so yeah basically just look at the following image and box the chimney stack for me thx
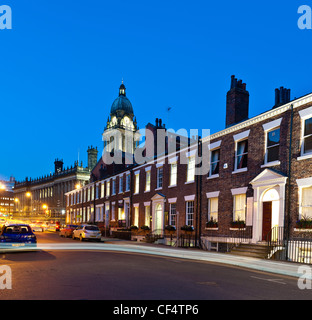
[273,87,291,109]
[225,75,249,128]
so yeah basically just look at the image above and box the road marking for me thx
[250,276,287,285]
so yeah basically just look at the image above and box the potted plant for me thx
[181,225,194,232]
[230,219,246,229]
[206,218,218,229]
[130,225,139,233]
[140,225,151,235]
[141,225,150,231]
[165,225,176,232]
[296,218,312,229]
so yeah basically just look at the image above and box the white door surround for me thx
[250,169,288,243]
[151,193,166,235]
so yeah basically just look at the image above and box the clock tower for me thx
[103,81,139,154]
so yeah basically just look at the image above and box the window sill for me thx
[144,190,151,193]
[294,228,312,232]
[155,187,163,191]
[232,168,247,174]
[185,180,195,185]
[261,160,281,168]
[297,153,312,161]
[168,184,177,188]
[207,174,219,180]
[205,227,218,231]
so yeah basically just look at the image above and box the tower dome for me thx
[110,81,134,115]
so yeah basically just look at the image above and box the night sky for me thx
[0,0,310,181]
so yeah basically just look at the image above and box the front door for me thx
[262,202,272,241]
[155,204,163,234]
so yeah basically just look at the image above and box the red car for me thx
[59,224,79,238]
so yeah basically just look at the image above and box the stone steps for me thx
[229,243,268,259]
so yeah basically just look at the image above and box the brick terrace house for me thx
[66,78,312,253]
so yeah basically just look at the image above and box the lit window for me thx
[101,183,104,198]
[145,206,150,227]
[301,187,312,219]
[106,181,110,197]
[208,197,218,222]
[135,173,140,194]
[133,206,139,227]
[145,171,151,192]
[187,156,195,182]
[170,163,177,186]
[233,194,246,221]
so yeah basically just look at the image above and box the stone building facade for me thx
[14,147,97,220]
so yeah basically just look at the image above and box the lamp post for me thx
[25,191,32,217]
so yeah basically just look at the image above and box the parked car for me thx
[72,224,102,242]
[46,221,61,232]
[59,224,79,238]
[30,222,44,232]
[0,224,37,248]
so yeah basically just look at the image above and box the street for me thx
[0,232,311,300]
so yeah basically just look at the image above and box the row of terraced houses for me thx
[65,77,312,261]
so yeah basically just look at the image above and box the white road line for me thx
[250,276,287,285]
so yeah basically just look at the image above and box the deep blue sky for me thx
[0,0,311,181]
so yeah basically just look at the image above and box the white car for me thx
[72,225,102,242]
[30,222,44,232]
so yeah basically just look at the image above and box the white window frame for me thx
[233,130,250,173]
[170,162,177,186]
[262,118,282,167]
[298,107,312,160]
[186,156,195,183]
[185,200,195,226]
[169,202,177,226]
[126,174,131,191]
[134,171,140,194]
[119,176,123,193]
[145,170,151,192]
[156,166,163,189]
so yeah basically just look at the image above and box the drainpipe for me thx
[285,104,294,261]
[195,136,202,248]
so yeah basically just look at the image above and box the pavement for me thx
[15,236,309,280]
